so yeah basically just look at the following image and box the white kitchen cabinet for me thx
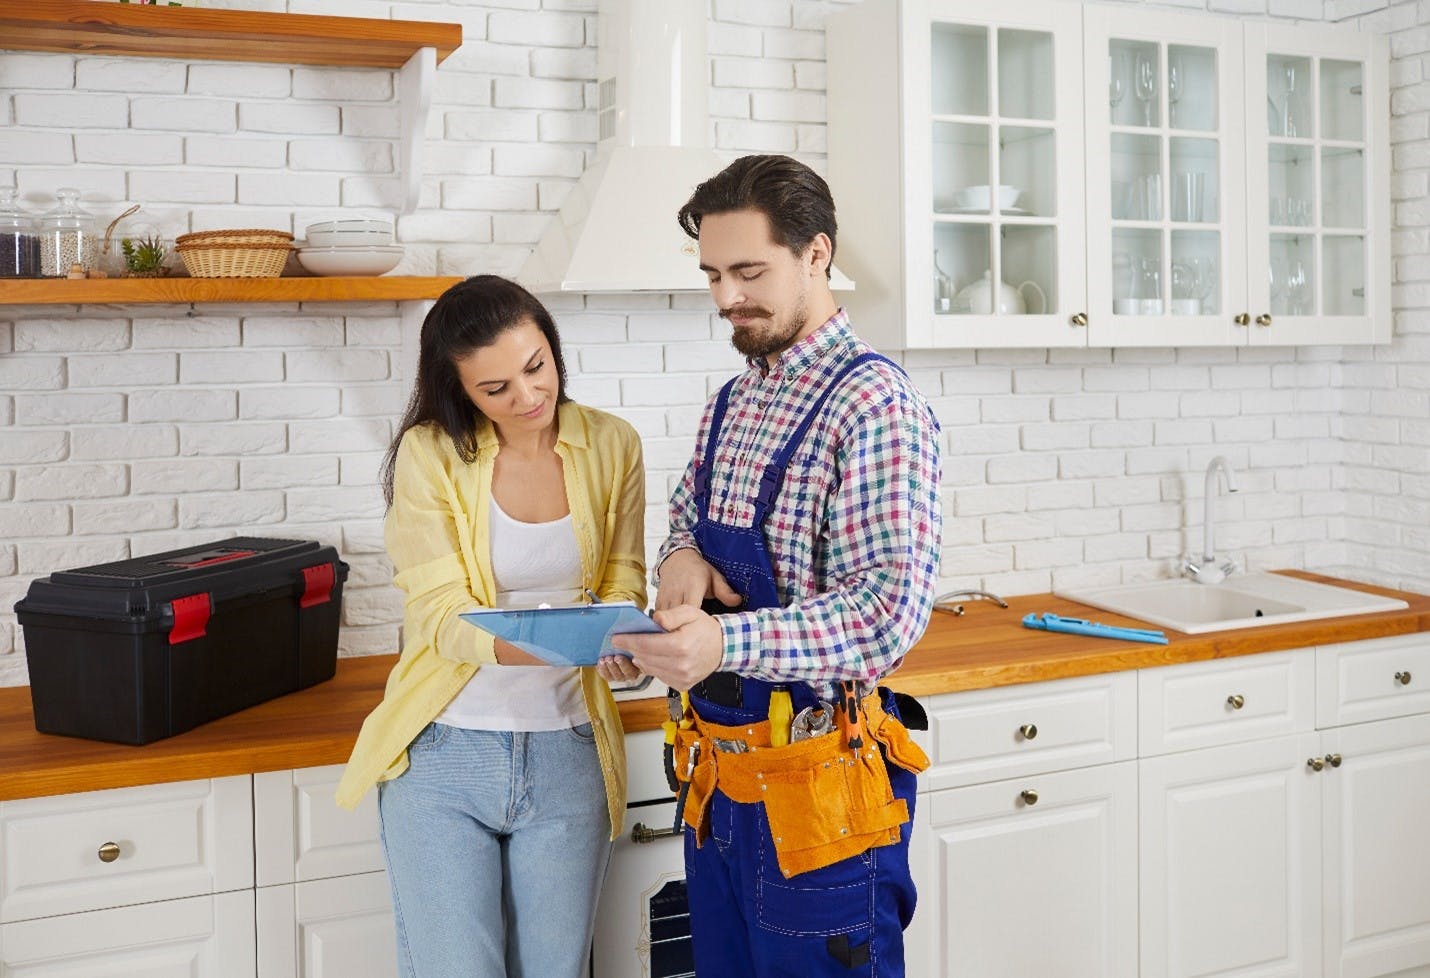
[1139,733,1324,978]
[254,764,396,978]
[1137,636,1430,978]
[255,765,385,887]
[0,890,255,977]
[257,874,397,978]
[906,673,1138,975]
[829,0,1089,349]
[0,776,253,924]
[907,761,1139,977]
[827,0,1389,349]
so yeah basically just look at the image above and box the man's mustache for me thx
[719,306,772,320]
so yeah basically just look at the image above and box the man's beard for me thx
[724,292,808,359]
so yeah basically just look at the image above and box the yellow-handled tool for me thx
[768,685,793,747]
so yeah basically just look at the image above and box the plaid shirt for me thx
[657,311,943,689]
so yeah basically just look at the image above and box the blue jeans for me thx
[377,722,612,978]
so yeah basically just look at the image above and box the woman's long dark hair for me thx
[381,275,570,506]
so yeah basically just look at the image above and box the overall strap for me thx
[751,352,895,522]
[692,374,741,512]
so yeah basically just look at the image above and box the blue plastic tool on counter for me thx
[1022,612,1168,644]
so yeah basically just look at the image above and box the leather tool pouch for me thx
[677,696,929,879]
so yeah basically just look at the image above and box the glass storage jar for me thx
[38,187,98,277]
[0,187,41,278]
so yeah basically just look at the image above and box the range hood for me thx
[518,0,852,294]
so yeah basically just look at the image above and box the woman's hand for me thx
[596,654,642,685]
[655,548,742,611]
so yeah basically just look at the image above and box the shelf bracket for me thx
[398,46,437,216]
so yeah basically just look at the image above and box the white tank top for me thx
[435,497,589,731]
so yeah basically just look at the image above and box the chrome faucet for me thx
[1183,456,1239,584]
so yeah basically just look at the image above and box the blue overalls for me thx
[682,351,919,978]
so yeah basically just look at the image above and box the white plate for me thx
[296,245,403,277]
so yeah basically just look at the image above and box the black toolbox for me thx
[14,537,348,745]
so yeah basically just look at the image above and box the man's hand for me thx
[656,548,742,612]
[610,604,724,691]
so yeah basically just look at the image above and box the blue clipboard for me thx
[459,601,664,666]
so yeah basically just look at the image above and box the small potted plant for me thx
[121,232,169,277]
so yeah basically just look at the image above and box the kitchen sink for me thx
[1055,573,1409,634]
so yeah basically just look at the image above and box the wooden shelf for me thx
[1,1,462,68]
[0,276,464,306]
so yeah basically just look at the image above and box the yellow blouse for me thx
[335,401,647,839]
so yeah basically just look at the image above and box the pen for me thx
[584,588,603,605]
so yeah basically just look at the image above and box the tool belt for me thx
[671,690,930,879]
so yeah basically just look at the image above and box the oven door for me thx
[592,796,692,978]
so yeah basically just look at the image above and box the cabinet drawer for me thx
[1317,633,1430,728]
[0,889,254,976]
[1139,650,1315,756]
[921,671,1136,791]
[0,776,253,924]
[255,765,384,887]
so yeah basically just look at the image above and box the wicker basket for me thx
[175,228,293,248]
[176,241,293,278]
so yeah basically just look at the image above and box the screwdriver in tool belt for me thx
[837,680,864,750]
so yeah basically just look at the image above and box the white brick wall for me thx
[0,0,1427,689]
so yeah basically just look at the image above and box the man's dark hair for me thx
[380,275,570,506]
[676,154,836,279]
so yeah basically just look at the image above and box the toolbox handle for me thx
[159,548,258,570]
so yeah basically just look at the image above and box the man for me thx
[607,154,943,977]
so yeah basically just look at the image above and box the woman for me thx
[336,275,647,978]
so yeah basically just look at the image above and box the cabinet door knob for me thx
[1019,789,1039,805]
[1256,313,1273,326]
[97,841,121,863]
[1307,756,1325,772]
[1325,753,1343,768]
[1018,723,1038,740]
[1227,693,1245,710]
[1070,312,1088,327]
[1396,671,1412,686]
[1234,313,1250,326]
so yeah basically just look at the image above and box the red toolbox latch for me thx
[300,563,335,608]
[168,593,211,645]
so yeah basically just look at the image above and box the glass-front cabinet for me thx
[829,0,1087,349]
[1083,8,1247,346]
[827,0,1389,350]
[1243,23,1389,345]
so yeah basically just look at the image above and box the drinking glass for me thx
[1287,258,1309,314]
[1282,63,1299,138]
[1109,52,1127,115]
[1134,51,1158,127]
[1168,56,1183,128]
[1269,258,1287,314]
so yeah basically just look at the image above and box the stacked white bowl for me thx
[297,218,402,276]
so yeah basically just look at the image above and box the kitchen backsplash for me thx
[1,0,1427,687]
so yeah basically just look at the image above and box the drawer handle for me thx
[97,842,121,863]
[1019,789,1039,806]
[1018,723,1038,740]
[1227,694,1245,710]
[1325,753,1343,768]
[1396,671,1412,686]
[1307,756,1325,772]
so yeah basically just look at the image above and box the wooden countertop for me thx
[3,571,1427,802]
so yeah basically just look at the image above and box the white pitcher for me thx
[953,270,1047,315]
